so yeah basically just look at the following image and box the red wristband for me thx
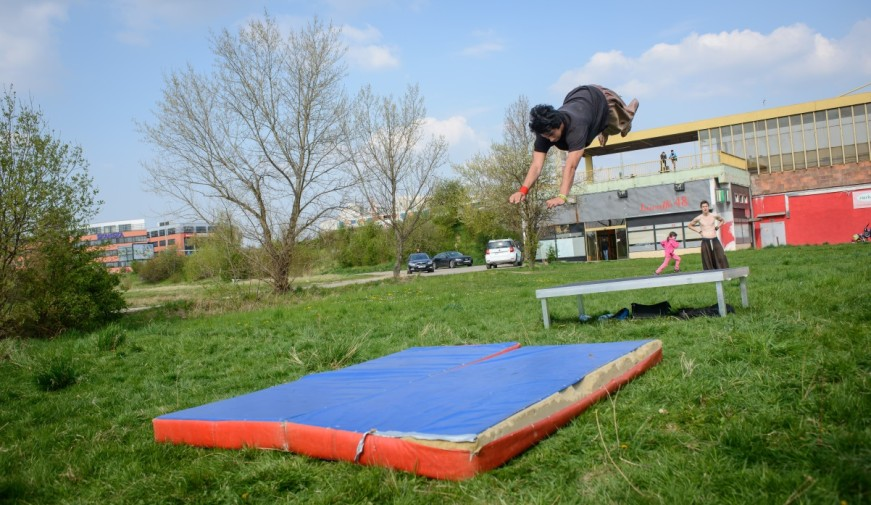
[519,185,529,195]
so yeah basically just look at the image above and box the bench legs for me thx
[541,299,551,329]
[715,281,726,317]
[541,275,748,327]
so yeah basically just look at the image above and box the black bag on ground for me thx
[631,301,672,319]
[676,303,734,319]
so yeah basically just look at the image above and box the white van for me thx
[485,239,522,269]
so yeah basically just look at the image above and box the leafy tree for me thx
[455,96,557,266]
[0,87,124,338]
[340,84,448,279]
[336,222,392,268]
[183,220,249,281]
[427,179,483,256]
[141,16,352,293]
[13,210,125,337]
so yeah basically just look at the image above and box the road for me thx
[317,263,523,288]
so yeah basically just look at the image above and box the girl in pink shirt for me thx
[655,232,681,275]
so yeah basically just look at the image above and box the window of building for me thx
[732,123,745,159]
[815,111,830,165]
[828,109,844,164]
[196,226,207,233]
[754,120,768,172]
[742,122,758,172]
[167,239,175,245]
[790,115,806,169]
[779,117,794,170]
[841,106,856,163]
[855,104,869,162]
[766,118,781,171]
[721,125,733,155]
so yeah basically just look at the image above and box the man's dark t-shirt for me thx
[533,85,609,153]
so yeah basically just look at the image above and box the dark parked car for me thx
[432,251,473,269]
[407,252,434,274]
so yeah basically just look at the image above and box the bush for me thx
[546,245,557,264]
[33,353,78,392]
[3,216,127,339]
[337,223,393,267]
[95,323,126,352]
[182,224,250,282]
[137,247,186,283]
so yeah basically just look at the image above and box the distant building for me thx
[82,219,214,272]
[538,92,871,261]
[147,221,214,256]
[319,196,426,231]
[81,219,151,272]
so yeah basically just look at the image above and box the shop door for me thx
[585,225,628,261]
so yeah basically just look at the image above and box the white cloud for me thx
[0,1,67,92]
[552,21,871,102]
[342,24,382,43]
[111,0,238,46]
[461,29,504,58]
[423,116,490,164]
[342,24,400,70]
[461,42,504,58]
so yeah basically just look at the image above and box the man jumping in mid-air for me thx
[509,85,639,208]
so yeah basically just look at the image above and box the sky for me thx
[2,0,870,225]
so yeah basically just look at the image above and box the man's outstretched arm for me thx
[546,149,583,208]
[509,151,547,203]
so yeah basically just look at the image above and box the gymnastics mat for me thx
[153,339,662,480]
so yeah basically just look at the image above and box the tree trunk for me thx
[393,229,403,280]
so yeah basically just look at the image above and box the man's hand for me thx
[509,191,526,204]
[546,197,567,208]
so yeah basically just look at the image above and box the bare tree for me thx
[140,16,351,293]
[341,84,448,279]
[455,96,556,266]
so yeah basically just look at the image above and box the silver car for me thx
[485,239,522,269]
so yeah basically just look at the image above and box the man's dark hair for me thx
[528,105,563,135]
[700,200,710,207]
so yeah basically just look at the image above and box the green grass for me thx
[1,245,869,504]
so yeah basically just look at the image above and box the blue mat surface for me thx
[157,340,654,442]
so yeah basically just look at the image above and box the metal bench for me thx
[535,267,750,328]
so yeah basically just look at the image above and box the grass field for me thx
[1,245,869,504]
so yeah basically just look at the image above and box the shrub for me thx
[95,323,126,352]
[4,214,126,339]
[33,354,78,392]
[546,245,557,264]
[137,247,186,283]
